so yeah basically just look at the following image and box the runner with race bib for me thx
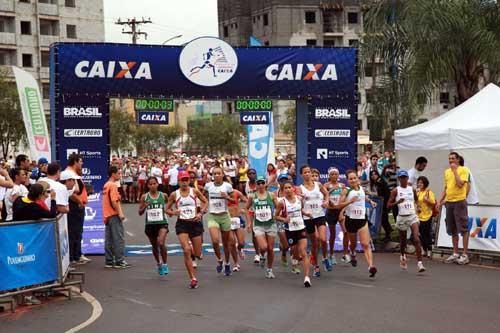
[226,178,247,273]
[138,177,169,276]
[166,171,208,289]
[339,170,378,278]
[275,180,312,287]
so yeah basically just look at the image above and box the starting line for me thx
[125,244,280,256]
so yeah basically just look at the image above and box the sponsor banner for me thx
[437,204,500,252]
[247,112,274,178]
[64,128,103,137]
[308,98,357,181]
[240,111,270,125]
[54,42,356,98]
[58,217,70,275]
[12,67,51,162]
[82,193,105,254]
[0,220,59,292]
[137,111,169,125]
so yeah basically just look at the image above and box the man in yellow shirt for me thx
[439,152,469,265]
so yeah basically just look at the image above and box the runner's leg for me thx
[209,227,222,261]
[178,233,196,279]
[157,228,168,264]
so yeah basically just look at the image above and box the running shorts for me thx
[175,219,204,238]
[207,213,232,232]
[345,217,367,234]
[445,200,468,236]
[253,224,278,237]
[326,209,340,226]
[304,216,327,234]
[396,214,419,231]
[144,224,168,239]
[285,228,307,246]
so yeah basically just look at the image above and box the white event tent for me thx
[395,83,500,205]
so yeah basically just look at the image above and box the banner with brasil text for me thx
[13,67,51,162]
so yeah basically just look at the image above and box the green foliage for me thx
[280,107,296,142]
[135,125,182,156]
[361,0,500,147]
[109,106,136,156]
[186,114,244,155]
[0,68,27,159]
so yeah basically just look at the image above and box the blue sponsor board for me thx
[240,111,270,125]
[308,97,357,182]
[137,111,169,125]
[53,43,356,98]
[0,221,58,292]
[81,193,106,254]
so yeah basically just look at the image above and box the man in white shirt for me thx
[39,163,73,215]
[408,156,428,188]
[167,162,179,195]
[5,168,29,221]
[150,160,163,190]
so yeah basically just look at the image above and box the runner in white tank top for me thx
[387,170,426,273]
[339,170,378,278]
[166,171,207,289]
[275,180,312,287]
[298,165,330,277]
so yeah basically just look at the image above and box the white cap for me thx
[60,170,81,181]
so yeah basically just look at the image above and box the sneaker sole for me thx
[304,281,311,288]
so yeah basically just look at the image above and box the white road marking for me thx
[336,280,374,288]
[126,231,135,237]
[65,287,103,333]
[123,297,153,307]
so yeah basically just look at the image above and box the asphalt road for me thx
[2,203,500,333]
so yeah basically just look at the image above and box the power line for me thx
[115,17,152,44]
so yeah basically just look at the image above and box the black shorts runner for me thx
[176,219,204,238]
[285,229,307,246]
[304,216,327,234]
[144,224,168,238]
[326,209,340,226]
[345,217,367,234]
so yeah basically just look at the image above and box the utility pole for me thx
[115,17,152,44]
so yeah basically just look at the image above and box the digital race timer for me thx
[134,98,174,112]
[235,99,273,111]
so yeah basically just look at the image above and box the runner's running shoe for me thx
[329,255,337,266]
[265,268,275,279]
[224,263,232,276]
[400,255,408,270]
[444,253,459,264]
[350,255,357,267]
[369,266,377,278]
[189,278,199,289]
[281,257,289,268]
[216,260,223,273]
[304,276,312,288]
[114,261,131,269]
[457,254,470,265]
[161,264,169,275]
[254,255,260,264]
[323,258,332,272]
[417,261,426,273]
[342,254,351,265]
[313,265,321,277]
[233,264,241,272]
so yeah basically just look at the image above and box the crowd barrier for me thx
[436,204,500,257]
[0,218,84,312]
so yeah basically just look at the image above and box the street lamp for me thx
[162,35,183,45]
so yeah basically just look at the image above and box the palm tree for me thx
[361,0,500,148]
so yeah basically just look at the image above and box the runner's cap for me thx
[397,170,409,178]
[178,171,190,180]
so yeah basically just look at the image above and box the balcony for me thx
[0,0,14,12]
[0,31,15,45]
[38,2,59,17]
[40,34,59,47]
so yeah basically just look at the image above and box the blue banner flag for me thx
[0,221,58,292]
[247,112,274,177]
[250,36,263,47]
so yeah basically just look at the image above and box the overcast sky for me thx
[103,0,219,45]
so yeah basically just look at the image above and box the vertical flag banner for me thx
[12,66,51,162]
[247,112,273,177]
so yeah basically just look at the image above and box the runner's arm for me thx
[245,195,254,231]
[386,188,400,208]
[194,188,208,214]
[274,200,287,223]
[320,184,330,208]
[334,188,354,210]
[165,192,179,216]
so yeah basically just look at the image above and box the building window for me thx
[323,39,335,47]
[0,52,8,65]
[66,24,77,39]
[22,53,32,67]
[39,0,57,4]
[41,51,50,67]
[348,39,359,47]
[348,12,359,24]
[364,64,373,77]
[263,13,269,26]
[306,39,317,46]
[223,25,228,37]
[234,22,238,29]
[253,16,256,23]
[40,19,59,36]
[440,92,450,104]
[65,0,76,7]
[19,0,30,3]
[42,83,50,99]
[20,21,31,35]
[305,11,316,24]
[366,89,373,103]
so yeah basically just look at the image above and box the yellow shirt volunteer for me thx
[444,166,469,202]
[238,167,248,182]
[417,190,436,221]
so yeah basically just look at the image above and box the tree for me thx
[280,107,296,142]
[0,68,27,159]
[135,125,182,156]
[109,106,136,156]
[361,0,500,148]
[186,115,244,155]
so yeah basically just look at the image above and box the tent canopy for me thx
[395,83,500,150]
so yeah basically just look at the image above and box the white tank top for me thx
[300,182,325,219]
[282,197,305,231]
[346,187,366,219]
[175,188,197,220]
[205,182,233,214]
[396,186,416,216]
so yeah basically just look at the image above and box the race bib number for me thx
[231,217,241,230]
[180,206,196,220]
[210,198,225,213]
[147,208,164,222]
[255,206,272,222]
[330,195,340,206]
[288,213,304,231]
[399,201,415,215]
[306,199,324,218]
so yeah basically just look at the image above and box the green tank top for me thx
[252,192,274,226]
[145,192,168,225]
